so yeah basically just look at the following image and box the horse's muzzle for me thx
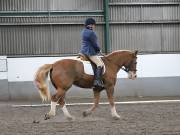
[128,71,137,80]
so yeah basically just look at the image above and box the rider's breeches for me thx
[89,55,104,67]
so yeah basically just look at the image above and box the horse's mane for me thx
[106,50,132,58]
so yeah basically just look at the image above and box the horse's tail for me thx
[34,64,52,102]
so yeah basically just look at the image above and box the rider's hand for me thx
[95,47,100,53]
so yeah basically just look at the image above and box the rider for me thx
[80,18,104,89]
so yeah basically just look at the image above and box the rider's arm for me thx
[89,32,100,52]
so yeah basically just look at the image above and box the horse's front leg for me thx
[106,86,120,120]
[83,89,100,117]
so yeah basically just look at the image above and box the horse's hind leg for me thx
[44,94,58,120]
[57,90,74,120]
[83,89,100,117]
[44,89,65,120]
[45,88,74,120]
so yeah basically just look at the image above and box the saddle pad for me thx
[82,61,94,75]
[77,60,105,76]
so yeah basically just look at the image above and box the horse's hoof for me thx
[112,115,121,120]
[67,116,75,121]
[83,110,92,117]
[83,111,89,117]
[33,120,40,124]
[44,114,50,120]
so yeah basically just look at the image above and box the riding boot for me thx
[93,66,104,89]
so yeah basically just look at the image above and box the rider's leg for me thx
[89,55,104,88]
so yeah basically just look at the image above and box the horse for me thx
[34,50,138,120]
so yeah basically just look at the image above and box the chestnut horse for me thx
[34,50,138,120]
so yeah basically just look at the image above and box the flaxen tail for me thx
[34,64,52,102]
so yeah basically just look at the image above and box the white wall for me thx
[0,56,7,80]
[2,54,180,82]
[118,54,180,78]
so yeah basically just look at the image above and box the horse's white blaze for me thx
[62,104,72,118]
[111,106,120,118]
[48,101,57,116]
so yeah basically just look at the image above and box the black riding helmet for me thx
[85,18,96,26]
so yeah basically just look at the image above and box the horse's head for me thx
[105,50,138,80]
[122,50,138,80]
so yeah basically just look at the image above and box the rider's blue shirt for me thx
[80,28,100,56]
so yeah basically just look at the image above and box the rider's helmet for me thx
[85,18,96,26]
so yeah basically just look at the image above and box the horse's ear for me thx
[134,50,138,55]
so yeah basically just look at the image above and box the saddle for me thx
[77,53,89,61]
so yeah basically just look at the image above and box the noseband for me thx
[122,58,137,73]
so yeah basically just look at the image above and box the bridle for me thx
[121,60,137,73]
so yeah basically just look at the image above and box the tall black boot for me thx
[93,66,104,89]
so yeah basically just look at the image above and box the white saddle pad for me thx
[79,60,105,75]
[82,61,94,75]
